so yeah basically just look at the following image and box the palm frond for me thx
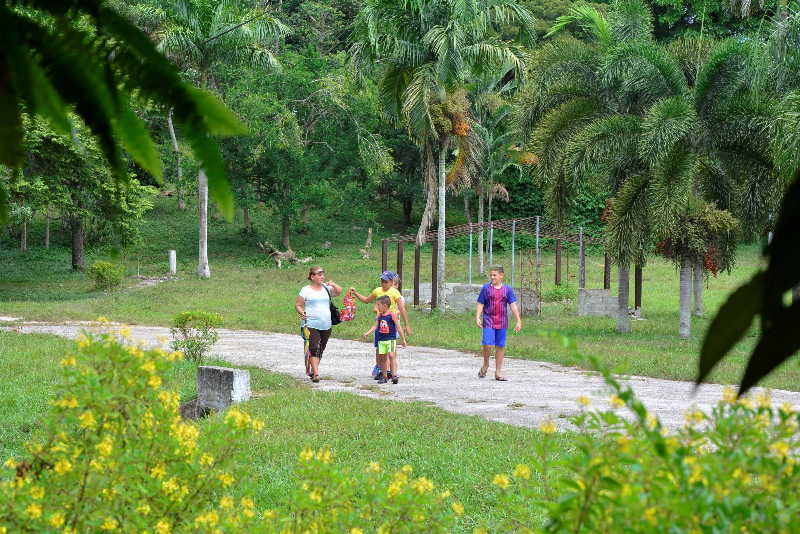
[546,4,612,48]
[609,0,653,42]
[640,96,697,167]
[603,41,688,108]
[605,173,650,265]
[694,39,751,119]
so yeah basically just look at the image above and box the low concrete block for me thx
[197,366,251,412]
[577,289,617,317]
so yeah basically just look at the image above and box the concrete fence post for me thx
[168,250,177,275]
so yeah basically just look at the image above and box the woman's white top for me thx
[299,284,332,330]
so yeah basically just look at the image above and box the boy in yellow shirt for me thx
[350,271,412,377]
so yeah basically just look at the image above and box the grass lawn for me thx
[0,330,567,531]
[0,197,789,390]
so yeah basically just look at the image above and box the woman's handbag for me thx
[340,290,357,322]
[323,285,341,325]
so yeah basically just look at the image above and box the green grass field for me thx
[0,330,567,531]
[0,197,784,390]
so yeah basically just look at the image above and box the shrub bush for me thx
[483,334,800,532]
[541,283,576,303]
[0,325,264,533]
[87,260,124,290]
[170,311,223,364]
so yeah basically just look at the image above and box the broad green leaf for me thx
[115,100,163,182]
[697,272,764,385]
[739,302,800,395]
[28,62,70,135]
[763,175,800,300]
[0,80,23,166]
[187,87,247,137]
[186,131,234,220]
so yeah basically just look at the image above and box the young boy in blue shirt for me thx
[476,265,522,381]
[362,296,407,384]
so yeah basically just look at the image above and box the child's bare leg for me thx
[480,345,492,375]
[379,353,389,378]
[388,353,398,377]
[494,347,505,378]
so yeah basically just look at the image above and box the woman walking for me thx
[296,266,342,382]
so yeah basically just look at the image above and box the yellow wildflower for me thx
[756,391,772,409]
[684,410,704,426]
[401,464,413,473]
[218,472,235,487]
[351,529,364,534]
[440,490,452,498]
[616,435,633,453]
[48,512,65,528]
[316,448,332,464]
[412,477,434,494]
[3,457,16,469]
[577,396,591,407]
[96,316,110,324]
[220,496,234,509]
[722,386,737,404]
[100,517,118,531]
[148,374,162,389]
[738,397,753,409]
[299,447,314,462]
[513,464,531,480]
[200,453,214,467]
[538,420,557,434]
[643,507,657,525]
[150,464,166,479]
[168,350,184,361]
[155,519,171,534]
[770,441,790,459]
[55,395,79,409]
[760,475,777,494]
[646,413,658,430]
[780,402,795,415]
[96,437,113,457]
[610,395,625,409]
[118,325,132,339]
[263,510,277,520]
[366,461,381,473]
[54,459,72,475]
[137,503,151,516]
[26,503,42,519]
[140,360,156,374]
[309,489,322,503]
[492,473,510,489]
[29,485,45,499]
[452,502,464,516]
[60,356,77,367]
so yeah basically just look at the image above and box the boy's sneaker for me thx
[371,365,381,378]
[377,377,388,384]
[391,376,399,384]
[386,370,393,379]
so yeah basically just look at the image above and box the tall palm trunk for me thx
[617,263,630,333]
[243,205,252,234]
[197,169,210,279]
[167,108,185,210]
[20,221,27,253]
[436,136,449,298]
[477,189,485,275]
[693,256,703,317]
[487,193,493,265]
[463,192,472,224]
[71,212,85,272]
[679,253,692,338]
[281,212,291,250]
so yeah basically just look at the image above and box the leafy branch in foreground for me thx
[699,170,800,394]
[0,0,246,224]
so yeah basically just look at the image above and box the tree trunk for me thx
[604,252,611,290]
[436,136,449,297]
[693,256,703,317]
[197,169,211,279]
[20,221,27,253]
[487,193,493,265]
[70,216,85,272]
[402,198,413,226]
[617,263,630,333]
[463,192,472,225]
[634,263,643,317]
[679,253,692,338]
[44,205,50,249]
[281,212,291,250]
[243,205,252,234]
[167,108,185,210]
[477,189,485,275]
[555,239,562,286]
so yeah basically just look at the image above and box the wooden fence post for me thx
[414,243,420,306]
[431,238,438,309]
[381,239,389,272]
[396,241,404,290]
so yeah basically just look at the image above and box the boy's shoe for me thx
[377,377,388,384]
[391,376,399,384]
[371,365,381,378]
[386,370,393,379]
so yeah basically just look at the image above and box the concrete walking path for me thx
[6,320,800,430]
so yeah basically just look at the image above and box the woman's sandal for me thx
[495,376,508,381]
[478,368,487,378]
[312,375,320,383]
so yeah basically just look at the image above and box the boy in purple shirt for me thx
[476,265,522,381]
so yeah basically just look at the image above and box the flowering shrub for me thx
[87,260,125,290]
[0,326,264,533]
[170,310,223,364]
[486,334,800,533]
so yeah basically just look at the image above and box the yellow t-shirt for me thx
[370,287,402,313]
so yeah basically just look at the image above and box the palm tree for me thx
[157,0,287,278]
[351,0,535,299]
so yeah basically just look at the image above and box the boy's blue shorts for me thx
[482,327,507,348]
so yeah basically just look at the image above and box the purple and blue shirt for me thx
[477,283,517,330]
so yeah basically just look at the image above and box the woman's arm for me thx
[349,287,375,304]
[295,295,307,321]
[326,280,343,297]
